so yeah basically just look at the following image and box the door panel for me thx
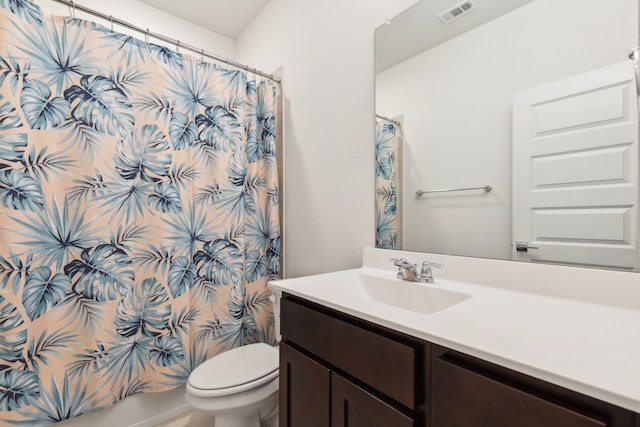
[531,145,631,188]
[534,82,627,133]
[280,342,330,427]
[532,207,632,242]
[331,372,414,427]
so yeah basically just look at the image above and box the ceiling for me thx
[140,0,535,69]
[138,0,270,39]
[375,0,535,73]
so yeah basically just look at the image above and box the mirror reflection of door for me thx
[512,61,639,270]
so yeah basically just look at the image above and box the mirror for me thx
[375,0,640,270]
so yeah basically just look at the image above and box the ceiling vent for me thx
[437,0,478,24]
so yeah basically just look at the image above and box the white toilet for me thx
[185,295,281,427]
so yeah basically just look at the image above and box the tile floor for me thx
[155,410,215,427]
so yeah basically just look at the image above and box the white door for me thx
[512,61,639,270]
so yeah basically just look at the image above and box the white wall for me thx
[235,0,419,278]
[376,0,637,260]
[31,2,235,426]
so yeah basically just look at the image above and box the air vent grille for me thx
[437,0,477,24]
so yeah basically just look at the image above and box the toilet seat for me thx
[187,343,279,397]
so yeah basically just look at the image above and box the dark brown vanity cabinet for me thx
[279,293,637,427]
[279,295,426,427]
[280,342,414,427]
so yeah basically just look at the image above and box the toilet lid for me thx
[188,343,279,392]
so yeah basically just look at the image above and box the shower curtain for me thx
[375,117,401,249]
[0,2,280,424]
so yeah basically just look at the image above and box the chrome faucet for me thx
[391,258,419,281]
[391,258,444,283]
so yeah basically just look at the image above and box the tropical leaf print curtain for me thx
[375,117,401,249]
[0,2,280,424]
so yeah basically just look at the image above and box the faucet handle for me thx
[420,260,444,274]
[390,258,418,280]
[417,260,444,283]
[422,260,443,268]
[390,257,410,267]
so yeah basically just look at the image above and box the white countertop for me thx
[269,249,640,413]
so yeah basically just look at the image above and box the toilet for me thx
[185,295,281,427]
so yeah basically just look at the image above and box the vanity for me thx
[269,248,640,427]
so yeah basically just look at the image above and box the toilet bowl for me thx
[185,342,280,427]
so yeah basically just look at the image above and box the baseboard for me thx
[57,385,189,427]
[129,402,192,427]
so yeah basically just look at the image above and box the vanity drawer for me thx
[280,296,416,408]
[432,356,607,427]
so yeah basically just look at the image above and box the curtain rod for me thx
[46,0,281,84]
[375,114,401,126]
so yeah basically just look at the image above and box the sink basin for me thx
[308,272,470,314]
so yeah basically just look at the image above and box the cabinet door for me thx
[331,372,414,427]
[280,342,330,427]
[432,356,607,427]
